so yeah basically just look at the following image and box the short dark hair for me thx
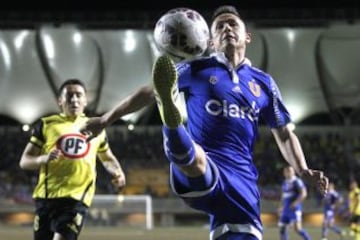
[58,78,86,96]
[212,5,241,22]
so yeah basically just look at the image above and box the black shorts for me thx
[34,198,88,240]
[350,214,360,224]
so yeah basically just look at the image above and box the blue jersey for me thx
[324,190,341,212]
[322,190,341,223]
[177,53,291,180]
[281,177,306,212]
[172,53,291,239]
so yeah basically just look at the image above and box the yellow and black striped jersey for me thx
[30,113,108,207]
[349,187,360,215]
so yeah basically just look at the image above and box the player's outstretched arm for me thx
[271,124,329,196]
[80,84,155,140]
[271,124,308,173]
[101,84,155,126]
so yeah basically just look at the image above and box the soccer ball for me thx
[153,7,210,61]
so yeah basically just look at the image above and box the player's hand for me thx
[79,117,106,142]
[48,149,62,161]
[301,169,329,196]
[38,149,61,165]
[112,174,126,192]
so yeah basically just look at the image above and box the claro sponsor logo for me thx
[205,99,259,121]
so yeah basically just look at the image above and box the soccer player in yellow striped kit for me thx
[19,78,126,240]
[349,179,360,240]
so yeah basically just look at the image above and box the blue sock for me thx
[172,162,213,192]
[280,226,288,240]
[330,226,342,235]
[298,229,311,240]
[321,225,327,238]
[162,125,195,166]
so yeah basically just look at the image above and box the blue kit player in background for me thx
[80,5,329,240]
[321,181,344,240]
[278,166,311,240]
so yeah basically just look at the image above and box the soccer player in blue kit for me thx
[278,166,311,240]
[80,5,329,240]
[320,181,344,240]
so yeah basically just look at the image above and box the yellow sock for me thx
[355,233,360,240]
[356,225,360,240]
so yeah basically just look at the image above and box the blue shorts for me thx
[169,154,263,240]
[323,209,335,223]
[278,209,302,226]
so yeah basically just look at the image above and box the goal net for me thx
[89,194,153,230]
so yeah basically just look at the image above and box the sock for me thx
[330,225,342,235]
[350,224,357,236]
[163,125,195,166]
[280,226,288,240]
[298,229,311,240]
[356,225,360,240]
[172,161,213,192]
[321,225,327,238]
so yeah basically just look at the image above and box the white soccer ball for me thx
[153,7,210,61]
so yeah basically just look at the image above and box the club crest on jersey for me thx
[57,133,90,158]
[209,76,218,84]
[248,81,261,97]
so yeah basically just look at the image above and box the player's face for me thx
[283,167,295,179]
[350,181,358,190]
[58,84,87,117]
[210,13,251,53]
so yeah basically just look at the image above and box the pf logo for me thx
[56,133,90,159]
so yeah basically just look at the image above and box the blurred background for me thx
[0,0,359,235]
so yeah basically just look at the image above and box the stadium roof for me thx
[0,1,358,126]
[0,0,358,28]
